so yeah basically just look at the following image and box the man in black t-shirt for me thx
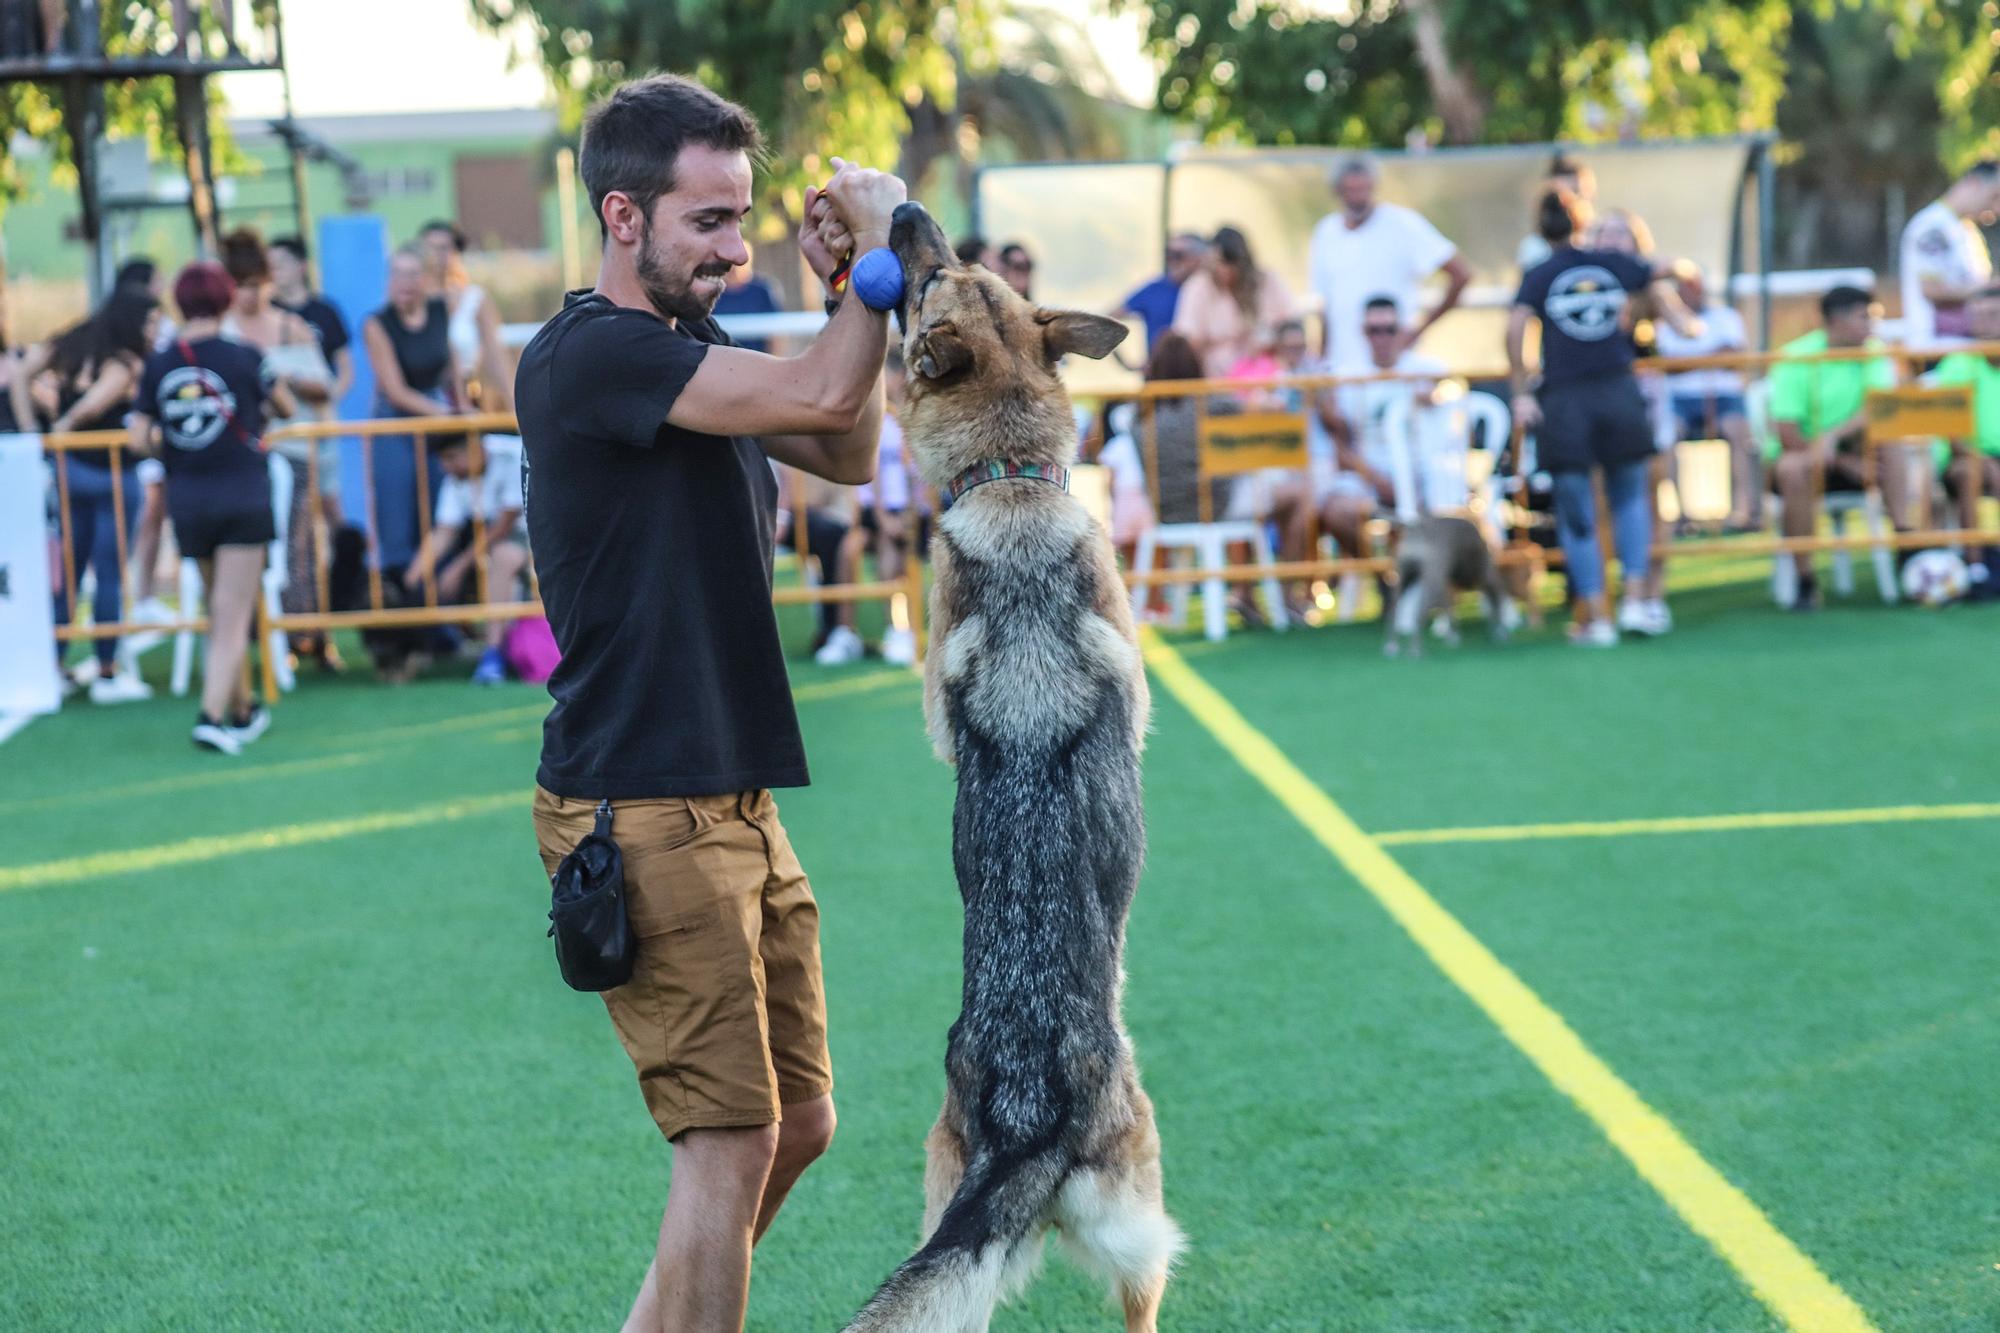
[517,73,903,1331]
[1507,188,1700,645]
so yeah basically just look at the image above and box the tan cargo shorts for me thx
[532,786,833,1142]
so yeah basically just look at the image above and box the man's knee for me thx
[777,1096,836,1168]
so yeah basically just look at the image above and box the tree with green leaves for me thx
[467,0,962,237]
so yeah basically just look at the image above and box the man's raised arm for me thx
[670,162,904,482]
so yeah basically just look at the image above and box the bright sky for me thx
[219,0,1156,119]
[218,0,549,119]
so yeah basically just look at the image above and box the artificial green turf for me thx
[2,573,1991,1329]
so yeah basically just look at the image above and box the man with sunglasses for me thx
[996,240,1035,299]
[1314,296,1448,558]
[1114,234,1209,353]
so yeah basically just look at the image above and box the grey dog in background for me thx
[1385,514,1524,658]
[842,202,1183,1333]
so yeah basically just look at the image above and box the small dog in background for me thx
[1384,514,1526,658]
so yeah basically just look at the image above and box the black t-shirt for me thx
[277,294,351,362]
[1514,246,1655,387]
[134,338,275,514]
[517,290,807,799]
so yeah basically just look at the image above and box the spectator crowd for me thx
[16,152,1999,746]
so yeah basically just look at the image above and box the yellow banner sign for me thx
[1865,386,1973,443]
[1198,410,1310,475]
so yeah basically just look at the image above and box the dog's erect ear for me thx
[910,325,971,380]
[1036,309,1128,362]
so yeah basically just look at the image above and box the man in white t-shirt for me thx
[1310,297,1448,556]
[1308,154,1471,369]
[1899,160,1999,345]
[1653,263,1759,528]
[405,432,529,684]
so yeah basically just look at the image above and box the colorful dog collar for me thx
[940,460,1071,510]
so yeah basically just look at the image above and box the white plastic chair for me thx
[1130,519,1289,643]
[172,453,298,697]
[1744,378,1897,607]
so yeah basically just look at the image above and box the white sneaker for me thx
[1570,620,1618,648]
[881,626,918,666]
[1615,599,1653,636]
[1643,598,1673,635]
[191,719,241,755]
[228,705,271,747]
[813,625,865,666]
[89,671,153,704]
[130,597,174,625]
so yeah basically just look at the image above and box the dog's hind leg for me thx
[921,1095,970,1243]
[1484,564,1520,641]
[1055,1089,1184,1333]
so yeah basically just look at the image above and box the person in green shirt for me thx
[1768,285,1905,607]
[1928,284,2000,530]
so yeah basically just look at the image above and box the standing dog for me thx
[844,203,1184,1333]
[1384,514,1524,658]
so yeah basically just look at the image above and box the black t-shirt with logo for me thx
[1514,246,1655,387]
[134,337,276,516]
[516,290,807,800]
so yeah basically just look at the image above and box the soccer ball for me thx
[1899,549,1971,607]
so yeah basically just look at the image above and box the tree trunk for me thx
[1403,0,1487,145]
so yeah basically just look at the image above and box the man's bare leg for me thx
[622,1123,778,1333]
[755,1095,835,1242]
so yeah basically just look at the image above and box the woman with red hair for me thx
[128,261,297,755]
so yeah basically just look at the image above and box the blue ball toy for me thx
[850,247,906,311]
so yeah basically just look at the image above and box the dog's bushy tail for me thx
[843,1148,1066,1333]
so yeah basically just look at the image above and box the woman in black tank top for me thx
[363,246,465,574]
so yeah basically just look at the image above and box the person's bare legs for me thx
[1876,444,1921,532]
[483,542,529,649]
[197,545,263,724]
[621,1100,833,1333]
[132,483,167,604]
[1774,450,1817,581]
[1722,414,1760,527]
[755,1095,835,1241]
[1319,494,1376,558]
[623,1124,778,1333]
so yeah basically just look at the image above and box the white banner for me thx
[0,434,61,715]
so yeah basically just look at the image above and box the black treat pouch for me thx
[547,799,635,992]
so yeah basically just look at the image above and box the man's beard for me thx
[637,221,731,324]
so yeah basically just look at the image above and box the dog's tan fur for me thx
[840,206,1179,1333]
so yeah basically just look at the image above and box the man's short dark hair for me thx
[954,235,989,266]
[1963,159,2000,181]
[420,219,467,251]
[270,235,308,262]
[1548,151,1585,179]
[580,73,766,240]
[1820,285,1873,321]
[1363,295,1399,316]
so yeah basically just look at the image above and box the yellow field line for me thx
[0,750,379,816]
[1139,629,1876,1333]
[1377,802,2000,847]
[0,792,524,894]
